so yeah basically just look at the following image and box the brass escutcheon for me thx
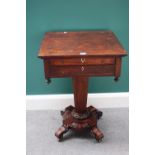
[81,58,85,63]
[81,66,84,71]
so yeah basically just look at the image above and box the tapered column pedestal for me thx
[55,77,104,142]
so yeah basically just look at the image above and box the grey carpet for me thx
[27,108,128,155]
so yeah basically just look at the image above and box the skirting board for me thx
[26,92,129,110]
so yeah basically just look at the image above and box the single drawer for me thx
[50,57,115,66]
[47,65,115,77]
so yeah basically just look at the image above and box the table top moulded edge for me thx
[38,30,127,59]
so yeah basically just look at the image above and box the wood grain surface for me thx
[38,30,127,142]
[38,31,127,58]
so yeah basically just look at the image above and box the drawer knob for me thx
[81,66,84,71]
[81,58,85,63]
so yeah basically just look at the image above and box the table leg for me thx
[55,76,104,142]
[73,77,88,113]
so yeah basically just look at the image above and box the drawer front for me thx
[46,65,115,77]
[50,57,115,66]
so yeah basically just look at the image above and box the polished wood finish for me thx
[115,57,122,80]
[46,65,115,77]
[38,31,126,58]
[73,77,88,113]
[55,105,104,142]
[38,30,127,142]
[50,56,115,66]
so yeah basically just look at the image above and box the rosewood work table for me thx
[38,30,127,142]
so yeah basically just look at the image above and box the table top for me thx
[38,30,127,58]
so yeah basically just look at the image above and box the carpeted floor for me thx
[26,108,128,155]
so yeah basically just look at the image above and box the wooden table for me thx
[38,30,127,142]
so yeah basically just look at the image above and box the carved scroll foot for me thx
[55,126,69,142]
[55,105,104,142]
[90,127,104,142]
